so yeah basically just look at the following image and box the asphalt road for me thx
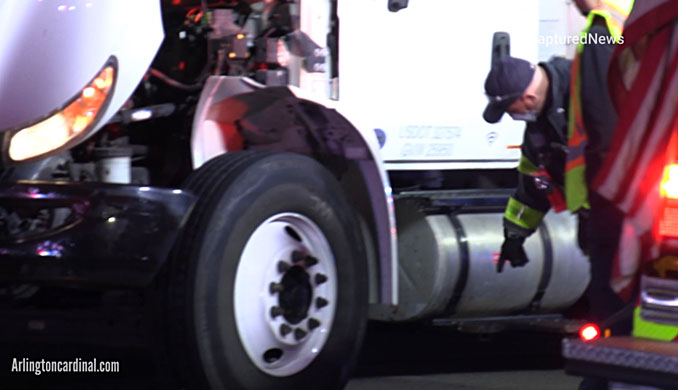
[0,321,582,389]
[348,371,579,390]
[348,322,581,390]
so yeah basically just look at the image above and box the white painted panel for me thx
[539,0,587,60]
[0,0,163,132]
[336,0,540,166]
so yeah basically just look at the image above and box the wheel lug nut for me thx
[294,328,307,341]
[277,261,290,273]
[308,318,320,330]
[270,306,284,318]
[314,273,328,285]
[269,282,284,294]
[305,256,318,267]
[316,297,328,309]
[280,324,292,337]
[291,250,305,263]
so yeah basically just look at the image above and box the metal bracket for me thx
[491,31,511,67]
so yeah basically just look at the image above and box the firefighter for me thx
[566,0,634,337]
[482,55,572,272]
[569,2,637,389]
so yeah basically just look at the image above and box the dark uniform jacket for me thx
[580,20,618,184]
[504,56,572,236]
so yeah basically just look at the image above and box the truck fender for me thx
[191,75,397,305]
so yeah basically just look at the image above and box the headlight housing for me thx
[5,58,117,163]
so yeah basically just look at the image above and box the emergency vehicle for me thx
[563,161,678,389]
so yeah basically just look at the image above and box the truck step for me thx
[395,188,513,210]
[563,337,678,389]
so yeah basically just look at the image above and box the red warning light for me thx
[661,164,678,199]
[659,164,678,238]
[579,323,600,342]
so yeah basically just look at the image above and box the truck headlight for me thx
[8,60,116,162]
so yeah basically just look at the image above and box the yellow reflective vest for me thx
[565,0,634,212]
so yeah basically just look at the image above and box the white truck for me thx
[0,0,589,388]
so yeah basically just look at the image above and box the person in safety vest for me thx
[482,55,572,273]
[566,0,633,341]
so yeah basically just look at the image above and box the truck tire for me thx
[164,151,368,389]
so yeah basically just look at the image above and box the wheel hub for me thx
[268,249,329,345]
[234,213,338,376]
[278,266,312,325]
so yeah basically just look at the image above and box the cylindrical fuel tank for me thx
[390,201,590,321]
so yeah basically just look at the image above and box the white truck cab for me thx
[0,1,591,389]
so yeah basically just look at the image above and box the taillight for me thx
[659,164,678,238]
[579,323,600,342]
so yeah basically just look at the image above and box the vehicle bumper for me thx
[0,181,196,286]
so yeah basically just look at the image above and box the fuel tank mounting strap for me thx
[529,221,554,311]
[444,214,470,314]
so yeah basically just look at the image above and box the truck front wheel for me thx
[163,151,368,389]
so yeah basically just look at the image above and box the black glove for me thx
[497,233,529,273]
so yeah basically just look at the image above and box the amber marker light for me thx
[9,64,115,161]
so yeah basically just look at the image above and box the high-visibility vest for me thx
[565,0,634,213]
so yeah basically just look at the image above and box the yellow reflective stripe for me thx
[589,10,623,40]
[504,197,545,230]
[517,155,539,175]
[598,0,634,38]
[633,306,678,341]
[565,165,589,212]
[588,0,633,41]
[601,0,634,19]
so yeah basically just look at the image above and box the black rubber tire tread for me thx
[166,150,272,389]
[163,151,367,390]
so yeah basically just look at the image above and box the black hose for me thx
[149,68,204,91]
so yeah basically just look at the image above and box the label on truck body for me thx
[335,0,538,169]
[335,0,583,170]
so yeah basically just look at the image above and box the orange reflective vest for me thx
[565,0,634,212]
